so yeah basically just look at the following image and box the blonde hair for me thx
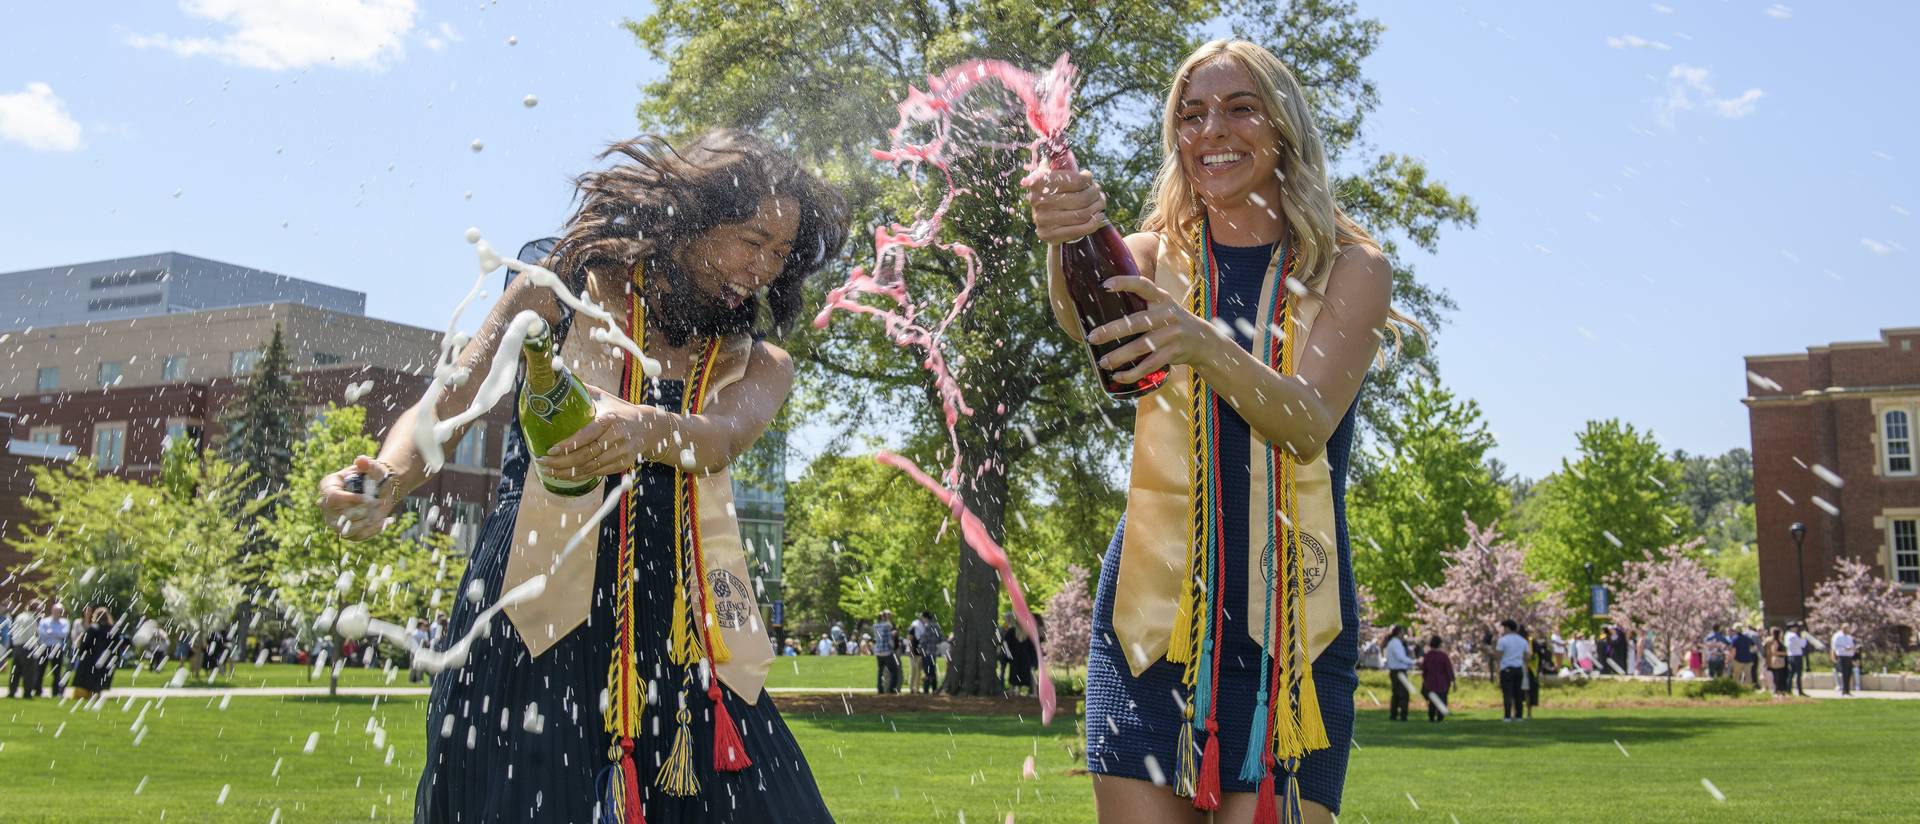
[1139,39,1425,355]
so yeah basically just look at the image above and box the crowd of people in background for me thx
[2,598,454,700]
[1364,613,1877,724]
[776,608,1043,699]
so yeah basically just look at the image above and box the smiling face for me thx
[677,195,801,310]
[1175,57,1285,212]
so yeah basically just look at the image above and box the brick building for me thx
[0,253,789,608]
[1743,326,1920,625]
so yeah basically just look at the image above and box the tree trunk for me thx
[944,455,1008,697]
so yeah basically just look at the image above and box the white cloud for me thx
[1606,34,1672,51]
[1661,64,1765,125]
[1860,238,1895,256]
[1714,88,1764,119]
[424,21,461,52]
[1650,3,1675,13]
[126,0,419,72]
[0,82,83,152]
[1765,4,1793,20]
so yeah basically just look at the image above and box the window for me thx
[29,426,62,446]
[87,293,163,312]
[231,349,262,375]
[98,361,122,388]
[35,367,58,393]
[164,419,200,449]
[453,422,487,466]
[1894,519,1919,586]
[313,352,343,366]
[1886,409,1914,476]
[89,268,166,289]
[162,355,187,381]
[92,423,127,471]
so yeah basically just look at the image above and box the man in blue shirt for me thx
[1729,624,1758,689]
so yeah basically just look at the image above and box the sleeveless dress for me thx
[414,318,833,822]
[1082,240,1362,813]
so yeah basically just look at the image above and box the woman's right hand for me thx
[1024,168,1108,244]
[317,455,399,541]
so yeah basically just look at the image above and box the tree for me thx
[1675,448,1753,533]
[152,438,273,671]
[11,459,170,614]
[1805,558,1916,669]
[1701,501,1760,615]
[1040,563,1093,680]
[1411,517,1566,676]
[217,324,304,639]
[783,451,953,632]
[1349,381,1508,624]
[263,406,457,692]
[10,440,268,674]
[1524,419,1690,619]
[1606,539,1737,693]
[629,0,1476,694]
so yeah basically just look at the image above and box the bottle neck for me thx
[523,337,559,395]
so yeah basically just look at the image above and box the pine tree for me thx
[218,324,304,503]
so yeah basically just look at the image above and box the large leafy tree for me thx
[1349,381,1508,624]
[1674,448,1753,533]
[1524,419,1691,619]
[628,0,1475,693]
[264,405,458,691]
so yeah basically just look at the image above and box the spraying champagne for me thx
[1048,144,1169,399]
[517,317,601,496]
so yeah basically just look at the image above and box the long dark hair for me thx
[547,130,849,340]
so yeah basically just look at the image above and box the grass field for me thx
[2,671,1914,822]
[106,653,893,691]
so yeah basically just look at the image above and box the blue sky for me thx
[2,2,1914,480]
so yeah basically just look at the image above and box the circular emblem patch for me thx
[706,569,752,630]
[1296,532,1329,596]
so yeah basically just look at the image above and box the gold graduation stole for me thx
[1109,221,1342,816]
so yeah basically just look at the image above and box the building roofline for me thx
[1746,327,1920,361]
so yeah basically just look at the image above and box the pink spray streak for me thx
[812,53,1078,724]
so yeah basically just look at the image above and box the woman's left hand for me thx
[1085,275,1226,385]
[536,383,669,479]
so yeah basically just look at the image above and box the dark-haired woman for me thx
[319,130,849,823]
[69,607,123,700]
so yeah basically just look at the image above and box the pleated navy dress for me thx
[1082,240,1362,814]
[415,321,833,823]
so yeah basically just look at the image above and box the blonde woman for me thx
[1028,39,1417,823]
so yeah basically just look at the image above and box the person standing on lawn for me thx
[1496,620,1529,722]
[1763,626,1790,697]
[7,601,43,699]
[913,611,943,693]
[1381,625,1413,722]
[873,610,902,695]
[1418,636,1453,723]
[1831,625,1858,696]
[1729,624,1758,688]
[1784,622,1809,697]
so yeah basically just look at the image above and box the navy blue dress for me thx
[1083,240,1361,813]
[415,367,832,822]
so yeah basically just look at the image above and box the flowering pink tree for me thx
[1607,539,1736,693]
[1411,517,1567,678]
[1041,564,1093,676]
[1806,558,1917,667]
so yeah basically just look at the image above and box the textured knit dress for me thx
[414,297,833,823]
[1083,239,1362,813]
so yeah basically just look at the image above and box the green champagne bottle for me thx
[518,317,601,497]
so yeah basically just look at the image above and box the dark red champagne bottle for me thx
[1049,145,1169,399]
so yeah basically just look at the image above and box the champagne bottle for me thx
[1049,145,1170,399]
[518,317,601,497]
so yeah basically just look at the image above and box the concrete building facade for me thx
[1,252,363,332]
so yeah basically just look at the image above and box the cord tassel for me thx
[656,703,699,797]
[1172,703,1197,797]
[1192,641,1214,729]
[1297,659,1330,751]
[1167,574,1198,664]
[1240,689,1271,782]
[1252,767,1280,824]
[1193,720,1223,811]
[708,683,752,772]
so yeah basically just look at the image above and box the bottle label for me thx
[526,377,570,420]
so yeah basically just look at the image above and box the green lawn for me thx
[2,680,1915,822]
[122,653,894,691]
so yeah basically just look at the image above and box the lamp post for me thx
[1789,521,1808,620]
[1583,561,1597,636]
